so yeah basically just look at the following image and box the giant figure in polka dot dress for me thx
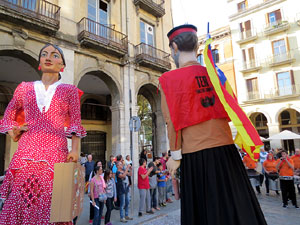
[0,44,86,224]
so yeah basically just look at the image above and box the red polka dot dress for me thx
[0,81,86,225]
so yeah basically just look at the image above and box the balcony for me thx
[134,0,165,18]
[264,19,290,36]
[268,51,294,67]
[240,60,261,73]
[246,91,262,101]
[0,0,60,34]
[264,84,300,99]
[236,29,258,44]
[135,43,171,72]
[77,18,128,57]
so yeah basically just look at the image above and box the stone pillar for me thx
[268,123,282,149]
[59,47,74,85]
[110,103,126,157]
[155,109,168,157]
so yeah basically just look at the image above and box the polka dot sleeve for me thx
[0,82,25,134]
[65,86,87,138]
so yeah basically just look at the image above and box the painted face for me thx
[39,45,64,73]
[170,47,180,68]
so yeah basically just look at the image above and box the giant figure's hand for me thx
[67,150,79,162]
[8,123,28,142]
[166,157,180,177]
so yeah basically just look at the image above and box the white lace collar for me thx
[34,80,61,113]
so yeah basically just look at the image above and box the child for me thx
[104,169,117,225]
[157,163,167,207]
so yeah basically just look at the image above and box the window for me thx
[246,78,258,99]
[272,39,286,56]
[140,21,154,46]
[237,1,247,11]
[255,114,268,128]
[81,99,108,121]
[239,20,252,38]
[296,111,300,124]
[88,0,108,25]
[241,47,256,67]
[280,110,291,125]
[88,0,109,36]
[197,54,204,66]
[268,9,282,26]
[277,71,292,96]
[212,49,219,64]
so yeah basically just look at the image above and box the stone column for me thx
[268,123,282,149]
[110,103,126,157]
[155,109,168,157]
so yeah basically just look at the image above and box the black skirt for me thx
[180,144,267,225]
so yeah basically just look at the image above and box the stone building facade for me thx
[0,0,173,174]
[228,0,300,152]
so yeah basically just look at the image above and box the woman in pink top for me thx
[91,166,106,225]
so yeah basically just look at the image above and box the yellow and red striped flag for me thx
[204,36,263,161]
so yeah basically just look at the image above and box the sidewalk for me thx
[77,183,300,225]
[76,185,180,225]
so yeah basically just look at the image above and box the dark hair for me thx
[94,160,102,169]
[170,32,198,52]
[162,152,167,157]
[38,43,66,80]
[116,155,123,161]
[94,166,101,175]
[104,169,111,183]
[139,158,146,166]
[154,156,160,161]
[157,163,162,167]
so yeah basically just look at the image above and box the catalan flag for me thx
[203,30,263,161]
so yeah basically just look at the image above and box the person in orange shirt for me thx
[263,153,279,195]
[243,154,262,194]
[276,150,298,208]
[291,148,300,194]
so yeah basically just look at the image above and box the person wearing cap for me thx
[160,24,267,225]
[0,43,86,224]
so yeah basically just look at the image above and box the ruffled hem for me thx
[0,120,19,134]
[65,125,87,138]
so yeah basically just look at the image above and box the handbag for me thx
[99,193,107,202]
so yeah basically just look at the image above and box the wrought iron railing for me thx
[241,59,260,71]
[0,0,60,27]
[77,17,128,52]
[268,51,294,65]
[135,43,171,69]
[246,84,300,101]
[238,29,257,41]
[265,18,289,31]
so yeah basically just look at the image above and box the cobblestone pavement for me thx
[77,185,300,225]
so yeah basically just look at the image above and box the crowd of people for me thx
[79,151,174,225]
[242,147,300,209]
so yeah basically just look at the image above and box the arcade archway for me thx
[278,109,300,154]
[250,112,270,150]
[78,71,120,165]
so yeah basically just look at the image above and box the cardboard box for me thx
[50,163,85,223]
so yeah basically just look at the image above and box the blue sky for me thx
[171,0,229,35]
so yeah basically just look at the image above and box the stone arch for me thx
[247,110,272,125]
[76,67,122,105]
[275,106,300,124]
[137,82,167,158]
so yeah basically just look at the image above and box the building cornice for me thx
[229,0,287,21]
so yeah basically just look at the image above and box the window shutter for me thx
[290,70,295,85]
[275,9,282,21]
